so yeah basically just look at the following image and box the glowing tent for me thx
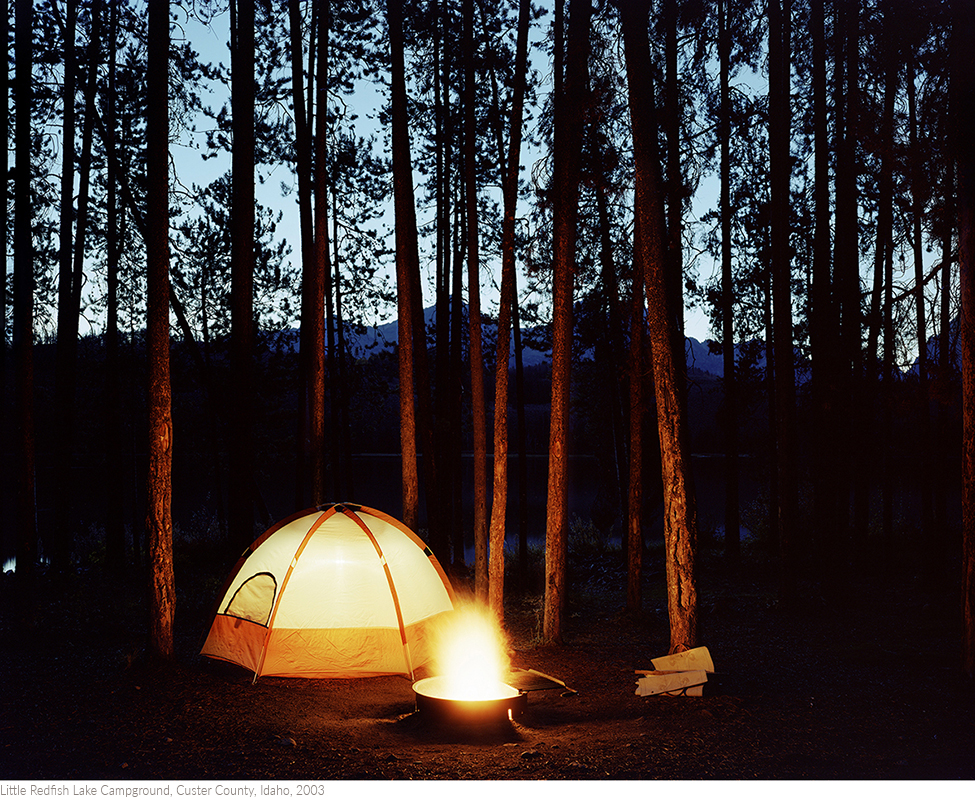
[201,504,455,680]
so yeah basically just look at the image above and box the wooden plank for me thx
[649,646,714,674]
[635,669,708,697]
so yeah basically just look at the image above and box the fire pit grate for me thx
[412,676,527,726]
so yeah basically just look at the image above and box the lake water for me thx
[2,453,764,572]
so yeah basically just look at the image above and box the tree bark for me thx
[290,0,316,509]
[53,0,79,577]
[388,0,420,531]
[543,0,590,644]
[104,0,126,576]
[620,0,698,652]
[719,0,740,565]
[626,229,645,612]
[953,0,975,681]
[229,0,256,547]
[465,0,489,600]
[769,0,798,605]
[311,1,330,506]
[907,44,934,569]
[14,0,37,625]
[488,0,531,617]
[810,0,840,590]
[146,0,175,661]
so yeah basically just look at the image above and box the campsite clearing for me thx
[2,542,974,780]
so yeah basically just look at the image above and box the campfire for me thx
[412,605,526,725]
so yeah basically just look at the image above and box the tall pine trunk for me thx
[229,0,257,547]
[718,0,739,565]
[53,0,79,577]
[621,0,698,652]
[769,0,798,605]
[810,0,840,589]
[310,2,330,506]
[953,0,975,681]
[105,0,126,576]
[14,0,37,625]
[543,0,590,644]
[626,229,645,612]
[465,0,488,599]
[907,45,934,568]
[146,0,175,661]
[290,0,316,508]
[488,0,531,616]
[389,0,420,531]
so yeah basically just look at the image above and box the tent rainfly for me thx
[201,504,455,680]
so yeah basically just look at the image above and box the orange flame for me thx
[432,604,511,700]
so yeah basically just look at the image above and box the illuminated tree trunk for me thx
[620,0,698,652]
[626,228,645,613]
[290,0,317,508]
[311,2,330,506]
[543,0,590,645]
[146,0,175,661]
[465,0,488,600]
[488,0,531,617]
[388,0,419,531]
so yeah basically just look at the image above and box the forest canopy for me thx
[3,0,974,674]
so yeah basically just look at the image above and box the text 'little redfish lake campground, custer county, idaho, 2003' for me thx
[1,786,300,798]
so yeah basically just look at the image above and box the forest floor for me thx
[1,534,974,783]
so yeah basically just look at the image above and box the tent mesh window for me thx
[224,572,277,627]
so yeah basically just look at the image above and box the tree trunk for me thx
[433,8,453,561]
[663,0,684,383]
[769,0,798,605]
[936,165,954,572]
[596,184,629,544]
[810,0,840,590]
[14,0,37,625]
[388,0,420,531]
[620,0,698,652]
[488,0,531,616]
[332,192,355,500]
[105,0,126,576]
[718,0,740,565]
[543,0,590,644]
[512,277,530,589]
[311,1,330,506]
[289,0,315,509]
[833,0,861,567]
[953,0,975,681]
[907,45,934,570]
[868,16,896,558]
[146,0,175,661]
[626,230,645,612]
[229,0,256,547]
[465,0,489,600]
[53,0,79,577]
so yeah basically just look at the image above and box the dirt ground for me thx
[2,541,974,782]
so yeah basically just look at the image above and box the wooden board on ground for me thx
[649,646,715,674]
[634,669,708,697]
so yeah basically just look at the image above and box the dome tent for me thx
[201,504,455,680]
